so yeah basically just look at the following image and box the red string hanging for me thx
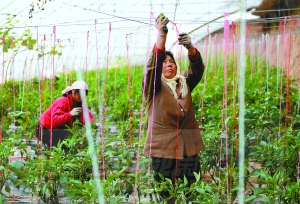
[126,33,133,147]
[85,31,89,81]
[50,26,56,151]
[99,22,111,179]
[0,35,4,181]
[133,12,154,203]
[284,17,294,153]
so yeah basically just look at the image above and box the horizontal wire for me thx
[1,2,299,41]
[2,2,300,18]
[2,23,298,40]
[252,8,300,13]
[62,2,152,25]
[3,8,300,17]
[1,14,298,31]
[2,1,300,29]
[86,8,300,15]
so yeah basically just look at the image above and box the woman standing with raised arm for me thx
[143,13,205,203]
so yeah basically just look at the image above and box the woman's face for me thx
[162,55,177,79]
[72,90,82,102]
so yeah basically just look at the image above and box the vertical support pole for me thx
[238,0,246,203]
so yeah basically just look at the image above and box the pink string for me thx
[246,24,250,51]
[164,20,181,201]
[246,24,250,40]
[199,27,210,134]
[148,37,157,203]
[214,35,218,77]
[42,35,46,95]
[284,16,287,28]
[207,26,210,55]
[278,21,284,137]
[231,21,239,159]
[85,31,89,80]
[125,33,133,147]
[94,19,105,180]
[10,37,16,136]
[284,17,294,153]
[23,50,31,139]
[1,36,5,132]
[169,18,180,179]
[35,26,40,204]
[219,16,230,203]
[296,18,300,182]
[134,12,154,204]
[225,19,230,204]
[169,20,180,36]
[39,36,46,154]
[298,151,300,180]
[100,23,111,179]
[50,26,56,151]
[35,26,42,112]
[101,22,111,180]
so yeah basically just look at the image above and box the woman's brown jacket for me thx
[143,45,205,159]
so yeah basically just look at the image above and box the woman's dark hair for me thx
[165,51,176,62]
[62,89,88,97]
[62,89,88,107]
[73,89,88,96]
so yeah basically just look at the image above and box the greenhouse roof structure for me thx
[0,0,263,82]
[1,1,300,203]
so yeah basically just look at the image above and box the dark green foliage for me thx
[0,52,299,203]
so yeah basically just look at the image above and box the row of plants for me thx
[0,49,300,203]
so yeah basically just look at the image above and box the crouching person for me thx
[36,80,95,150]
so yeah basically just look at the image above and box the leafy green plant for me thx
[8,126,92,203]
[0,40,300,203]
[0,139,15,197]
[249,169,294,203]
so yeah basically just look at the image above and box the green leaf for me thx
[165,178,173,186]
[250,169,261,177]
[17,144,28,150]
[177,187,185,193]
[184,176,188,186]
[245,195,257,202]
[17,119,24,125]
[143,189,155,194]
[195,187,206,194]
[41,183,48,195]
[9,159,24,170]
[0,194,4,203]
[106,173,115,184]
[65,163,78,168]
[261,170,269,180]
[158,173,165,181]
[115,166,127,178]
[71,180,82,185]
[260,141,267,146]
[74,152,86,157]
[265,161,273,167]
[60,173,68,183]
[193,172,200,182]
[8,175,20,188]
[5,186,10,193]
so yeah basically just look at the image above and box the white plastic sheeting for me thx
[0,0,262,82]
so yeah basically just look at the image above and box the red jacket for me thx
[39,94,95,129]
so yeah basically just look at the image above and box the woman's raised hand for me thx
[155,13,169,36]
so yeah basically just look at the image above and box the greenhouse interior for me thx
[1,0,300,203]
